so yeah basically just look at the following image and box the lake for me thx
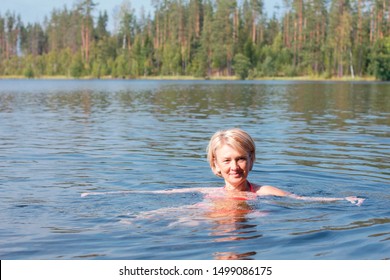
[0,79,389,260]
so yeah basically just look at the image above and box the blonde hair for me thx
[207,128,256,177]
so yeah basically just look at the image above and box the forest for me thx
[0,0,389,80]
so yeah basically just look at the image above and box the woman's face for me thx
[214,144,251,189]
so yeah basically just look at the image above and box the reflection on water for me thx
[0,80,389,259]
[214,251,257,260]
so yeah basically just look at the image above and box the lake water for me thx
[0,79,389,260]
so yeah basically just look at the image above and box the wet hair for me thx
[207,128,256,177]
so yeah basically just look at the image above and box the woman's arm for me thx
[288,194,365,206]
[81,187,214,197]
[256,185,365,206]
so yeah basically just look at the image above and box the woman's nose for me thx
[230,160,239,169]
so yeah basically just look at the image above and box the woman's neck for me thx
[224,180,249,192]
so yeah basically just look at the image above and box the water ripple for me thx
[0,80,389,259]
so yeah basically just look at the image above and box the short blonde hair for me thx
[207,128,256,177]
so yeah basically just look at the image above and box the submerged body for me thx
[81,182,364,206]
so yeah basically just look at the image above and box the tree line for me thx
[0,0,389,80]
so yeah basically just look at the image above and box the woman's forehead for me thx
[215,144,247,156]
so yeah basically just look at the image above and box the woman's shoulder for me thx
[252,183,290,197]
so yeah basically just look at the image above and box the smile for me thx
[229,172,243,176]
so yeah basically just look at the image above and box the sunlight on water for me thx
[0,80,389,259]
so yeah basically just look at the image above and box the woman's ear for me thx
[213,158,219,171]
[214,169,222,177]
[213,158,223,177]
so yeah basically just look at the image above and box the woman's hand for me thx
[345,196,365,206]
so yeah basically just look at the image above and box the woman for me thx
[206,128,364,205]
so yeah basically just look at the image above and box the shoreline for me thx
[0,75,378,82]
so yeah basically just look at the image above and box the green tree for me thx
[77,0,97,64]
[211,0,237,75]
[95,11,109,40]
[4,11,21,59]
[20,22,47,56]
[303,0,328,75]
[351,0,370,76]
[199,0,214,76]
[233,53,250,79]
[116,0,136,50]
[190,48,208,77]
[23,55,35,78]
[70,52,84,78]
[372,37,390,81]
[161,42,181,75]
[328,0,353,77]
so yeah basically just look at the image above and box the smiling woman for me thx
[207,128,255,191]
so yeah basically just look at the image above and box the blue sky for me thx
[0,0,151,23]
[1,0,282,29]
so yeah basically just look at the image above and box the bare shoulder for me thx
[253,184,291,197]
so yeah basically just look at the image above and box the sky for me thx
[1,0,282,30]
[0,0,152,24]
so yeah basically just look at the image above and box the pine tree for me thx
[77,0,96,64]
[328,0,353,77]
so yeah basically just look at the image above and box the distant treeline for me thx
[0,0,389,80]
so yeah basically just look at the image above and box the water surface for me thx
[0,79,389,259]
